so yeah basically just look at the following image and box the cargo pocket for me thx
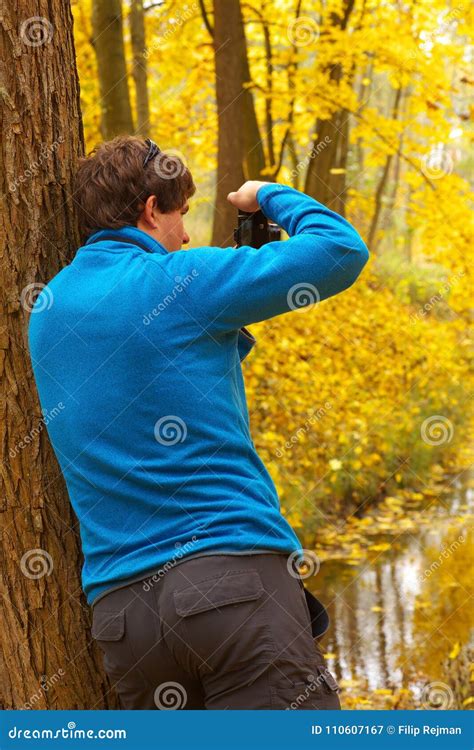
[91,608,138,681]
[173,569,276,677]
[91,609,125,641]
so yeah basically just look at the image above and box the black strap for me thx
[87,233,153,254]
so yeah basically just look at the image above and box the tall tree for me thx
[0,0,117,708]
[304,0,356,216]
[130,0,150,136]
[204,0,265,245]
[210,0,246,245]
[92,0,134,138]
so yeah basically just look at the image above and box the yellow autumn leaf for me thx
[369,543,391,552]
[448,642,461,660]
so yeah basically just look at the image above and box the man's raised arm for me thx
[159,181,370,333]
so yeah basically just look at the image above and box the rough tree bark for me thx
[92,0,134,138]
[130,0,150,136]
[304,0,356,216]
[0,0,118,709]
[210,0,246,246]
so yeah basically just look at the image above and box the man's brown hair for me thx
[74,135,196,241]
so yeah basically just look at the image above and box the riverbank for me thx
[301,461,473,710]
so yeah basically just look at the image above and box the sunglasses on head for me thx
[143,138,161,167]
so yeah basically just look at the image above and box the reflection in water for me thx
[309,479,473,705]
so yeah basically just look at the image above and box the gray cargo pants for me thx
[91,553,341,710]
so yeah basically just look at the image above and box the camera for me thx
[233,209,281,249]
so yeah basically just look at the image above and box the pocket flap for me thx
[174,570,263,617]
[91,609,125,641]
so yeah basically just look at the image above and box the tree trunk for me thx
[367,86,403,251]
[304,0,355,216]
[0,0,117,709]
[211,0,246,246]
[241,8,265,181]
[92,0,134,138]
[130,0,150,136]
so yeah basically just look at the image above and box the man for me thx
[28,135,369,710]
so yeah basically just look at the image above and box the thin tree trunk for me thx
[0,0,117,709]
[211,0,246,246]
[367,86,403,251]
[304,0,356,216]
[130,0,150,136]
[92,0,134,138]
[240,7,265,180]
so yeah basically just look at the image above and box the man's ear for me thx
[141,195,159,229]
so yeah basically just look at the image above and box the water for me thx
[307,475,473,707]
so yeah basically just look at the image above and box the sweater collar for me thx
[85,226,169,256]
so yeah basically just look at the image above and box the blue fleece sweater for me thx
[28,183,369,606]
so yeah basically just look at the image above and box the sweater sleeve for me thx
[174,183,369,333]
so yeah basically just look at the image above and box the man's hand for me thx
[227,180,271,213]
